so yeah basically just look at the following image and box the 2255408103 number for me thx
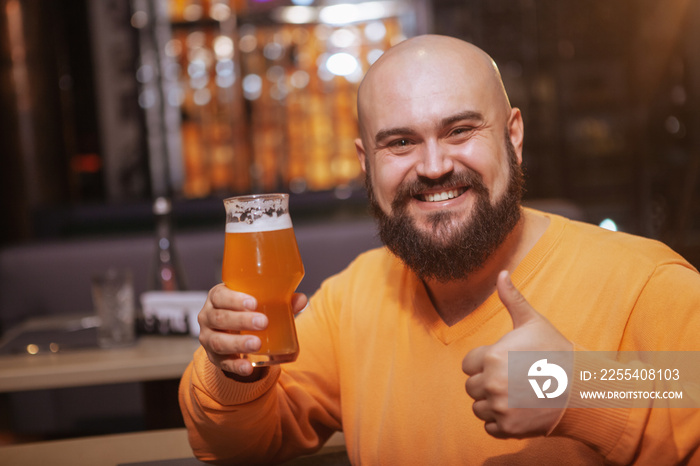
[600,368,680,381]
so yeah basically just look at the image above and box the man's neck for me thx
[423,209,550,326]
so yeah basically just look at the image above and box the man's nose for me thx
[415,141,454,179]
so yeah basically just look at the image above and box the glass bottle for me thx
[150,196,187,291]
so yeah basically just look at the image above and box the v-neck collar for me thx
[408,209,568,345]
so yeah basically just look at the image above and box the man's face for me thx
[355,42,525,281]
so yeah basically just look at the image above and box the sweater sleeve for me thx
[178,277,345,465]
[550,262,700,464]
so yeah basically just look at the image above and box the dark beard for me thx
[366,132,525,282]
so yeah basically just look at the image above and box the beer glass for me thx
[222,193,305,366]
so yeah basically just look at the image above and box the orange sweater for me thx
[179,210,700,465]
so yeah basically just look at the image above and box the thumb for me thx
[497,270,538,329]
[291,293,308,315]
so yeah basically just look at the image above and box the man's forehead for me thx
[360,68,499,140]
[357,35,508,134]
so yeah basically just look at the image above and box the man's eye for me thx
[451,127,472,136]
[384,137,414,154]
[392,138,411,147]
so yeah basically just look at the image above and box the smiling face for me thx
[356,35,526,280]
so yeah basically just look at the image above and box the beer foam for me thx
[226,213,292,233]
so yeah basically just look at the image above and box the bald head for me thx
[357,35,512,147]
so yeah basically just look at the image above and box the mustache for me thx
[390,169,489,211]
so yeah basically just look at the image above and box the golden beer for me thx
[222,194,304,366]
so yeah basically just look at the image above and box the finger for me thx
[496,270,539,329]
[484,421,508,439]
[464,372,487,401]
[202,329,261,356]
[201,307,268,333]
[219,356,255,377]
[472,399,496,423]
[209,283,258,312]
[291,293,308,315]
[462,345,488,376]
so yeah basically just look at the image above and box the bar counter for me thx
[0,428,348,466]
[0,335,200,393]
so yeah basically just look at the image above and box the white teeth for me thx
[422,189,463,202]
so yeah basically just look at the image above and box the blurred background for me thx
[0,0,698,265]
[1,0,700,448]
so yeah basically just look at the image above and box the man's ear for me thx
[355,138,367,173]
[508,108,524,164]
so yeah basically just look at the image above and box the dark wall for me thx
[431,0,700,266]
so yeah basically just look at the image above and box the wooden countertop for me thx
[0,335,200,392]
[0,428,348,466]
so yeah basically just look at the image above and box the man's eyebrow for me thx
[440,110,485,127]
[373,111,485,145]
[374,127,418,145]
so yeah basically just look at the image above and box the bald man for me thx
[180,35,700,465]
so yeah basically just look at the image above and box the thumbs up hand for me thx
[462,270,573,438]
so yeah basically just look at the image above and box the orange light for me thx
[71,153,102,174]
